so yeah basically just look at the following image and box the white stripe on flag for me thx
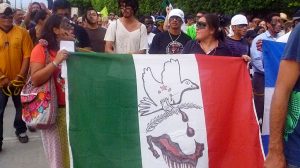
[262,87,275,135]
[133,54,209,168]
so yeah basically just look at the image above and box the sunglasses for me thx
[196,21,207,29]
[236,24,248,28]
[169,16,181,22]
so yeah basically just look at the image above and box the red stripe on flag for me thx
[196,55,264,168]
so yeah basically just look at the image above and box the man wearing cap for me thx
[153,15,165,34]
[108,12,116,25]
[225,14,251,61]
[250,13,283,126]
[0,3,33,151]
[149,9,191,54]
[277,9,300,43]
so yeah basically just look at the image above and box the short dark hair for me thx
[14,8,23,14]
[40,14,64,51]
[86,7,98,15]
[140,15,153,24]
[118,0,139,14]
[33,10,48,23]
[85,7,98,25]
[52,0,71,13]
[186,14,194,20]
[265,13,280,23]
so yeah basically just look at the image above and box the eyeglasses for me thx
[0,14,13,19]
[196,21,207,29]
[169,16,181,22]
[236,24,248,28]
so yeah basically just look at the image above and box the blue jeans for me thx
[0,90,27,143]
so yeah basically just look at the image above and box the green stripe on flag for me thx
[67,53,142,168]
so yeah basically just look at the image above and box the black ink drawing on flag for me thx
[138,59,205,168]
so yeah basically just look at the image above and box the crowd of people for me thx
[0,0,300,167]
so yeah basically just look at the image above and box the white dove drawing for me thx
[139,59,199,116]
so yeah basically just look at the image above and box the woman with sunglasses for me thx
[182,14,232,56]
[30,15,75,168]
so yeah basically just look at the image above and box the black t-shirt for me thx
[182,40,233,56]
[85,27,106,52]
[149,31,191,54]
[152,27,163,34]
[224,36,249,56]
[72,24,91,48]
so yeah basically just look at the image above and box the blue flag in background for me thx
[261,40,286,154]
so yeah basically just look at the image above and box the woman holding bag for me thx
[29,15,74,168]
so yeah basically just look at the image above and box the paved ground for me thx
[0,99,48,168]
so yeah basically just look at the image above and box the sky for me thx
[9,0,48,10]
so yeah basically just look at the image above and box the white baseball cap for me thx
[0,3,12,14]
[168,9,184,22]
[231,14,248,25]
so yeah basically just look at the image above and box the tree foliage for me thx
[67,0,300,17]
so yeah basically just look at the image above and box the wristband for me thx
[52,61,59,68]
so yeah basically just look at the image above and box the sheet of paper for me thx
[60,41,75,78]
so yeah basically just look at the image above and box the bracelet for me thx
[52,61,59,68]
[0,75,7,80]
[17,74,25,80]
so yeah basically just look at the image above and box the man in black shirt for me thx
[149,9,191,54]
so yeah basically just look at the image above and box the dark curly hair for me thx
[118,0,139,15]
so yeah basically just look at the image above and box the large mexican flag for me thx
[65,53,264,168]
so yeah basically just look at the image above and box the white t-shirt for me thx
[147,32,155,53]
[104,19,148,54]
[276,31,291,43]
